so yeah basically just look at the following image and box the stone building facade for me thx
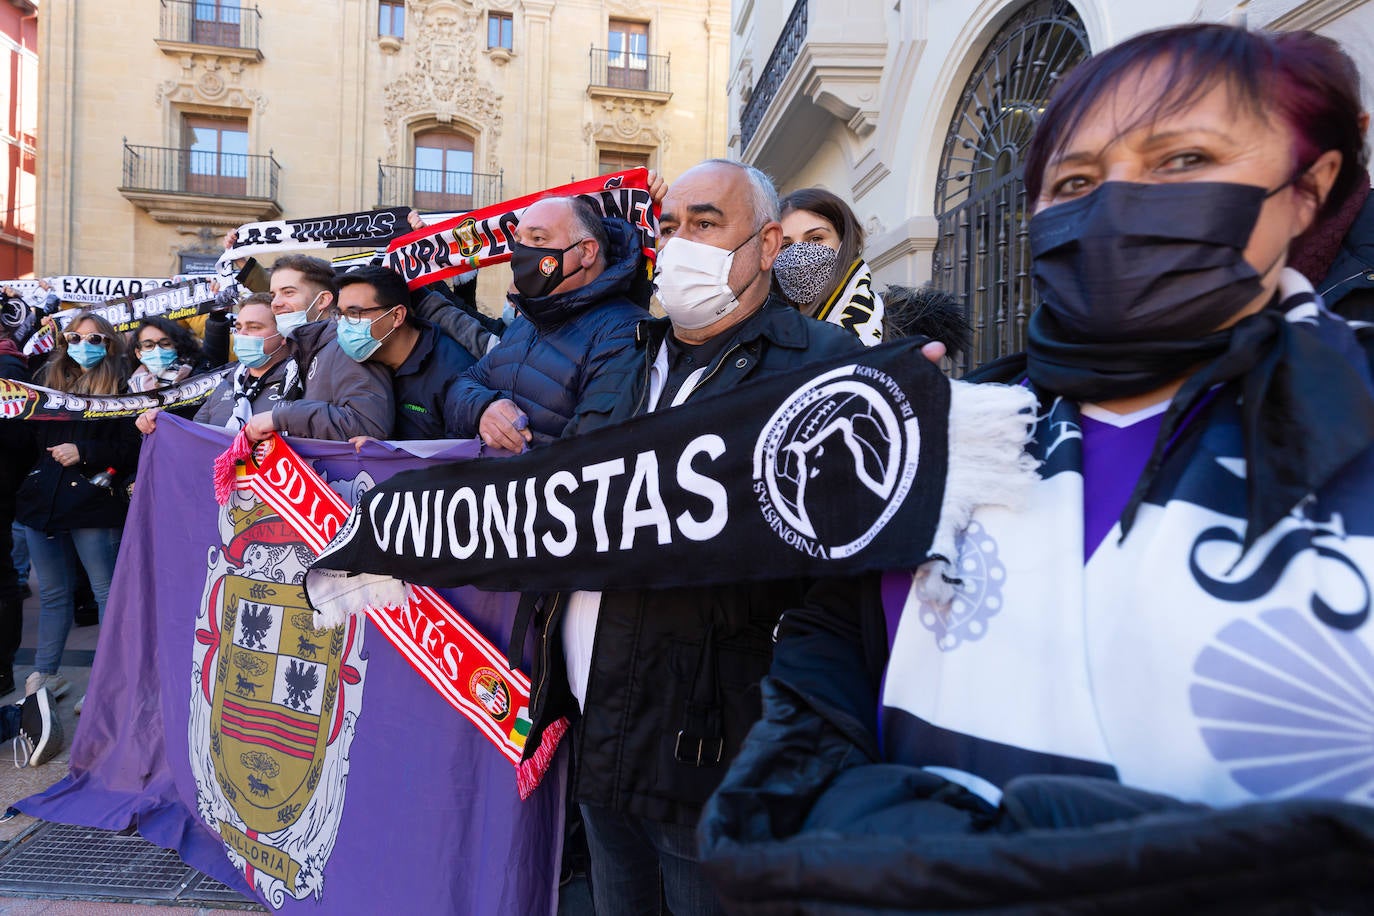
[37,0,731,298]
[729,0,1374,370]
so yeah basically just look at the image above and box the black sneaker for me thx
[14,687,62,768]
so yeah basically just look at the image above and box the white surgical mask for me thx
[653,234,757,330]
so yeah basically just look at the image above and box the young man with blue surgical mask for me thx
[238,255,394,442]
[137,296,292,433]
[334,265,476,441]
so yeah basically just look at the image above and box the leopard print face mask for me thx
[772,242,839,307]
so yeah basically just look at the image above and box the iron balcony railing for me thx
[159,0,262,52]
[377,163,504,212]
[740,0,807,150]
[121,142,280,201]
[588,47,671,94]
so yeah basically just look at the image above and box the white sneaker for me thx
[74,694,84,715]
[24,672,69,701]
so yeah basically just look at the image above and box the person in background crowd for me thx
[698,24,1374,913]
[335,266,476,441]
[136,293,292,434]
[15,311,140,712]
[0,295,31,696]
[1288,76,1373,321]
[126,316,209,394]
[771,188,885,346]
[241,254,394,442]
[443,195,644,451]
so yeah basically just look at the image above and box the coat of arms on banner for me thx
[190,477,371,907]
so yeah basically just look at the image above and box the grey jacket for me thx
[193,358,292,429]
[272,320,394,441]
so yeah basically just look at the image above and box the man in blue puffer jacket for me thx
[442,195,645,449]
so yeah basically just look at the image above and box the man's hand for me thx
[921,340,946,364]
[47,443,80,467]
[647,169,667,207]
[135,408,162,435]
[244,411,276,443]
[479,399,532,453]
[349,435,378,452]
[406,209,427,232]
[222,229,238,251]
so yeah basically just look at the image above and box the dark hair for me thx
[882,285,973,360]
[568,196,612,266]
[271,254,340,298]
[1024,24,1369,221]
[779,188,866,312]
[338,265,416,324]
[133,315,202,366]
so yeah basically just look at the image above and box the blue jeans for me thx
[580,804,724,916]
[10,521,27,585]
[23,527,121,674]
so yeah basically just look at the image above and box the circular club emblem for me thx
[0,380,28,419]
[538,255,560,277]
[452,217,482,258]
[469,667,512,722]
[753,365,920,559]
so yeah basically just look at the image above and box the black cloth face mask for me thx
[511,240,585,300]
[1028,180,1277,344]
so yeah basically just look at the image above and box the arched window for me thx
[932,0,1088,373]
[413,129,475,211]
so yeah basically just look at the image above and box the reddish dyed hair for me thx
[1024,24,1368,220]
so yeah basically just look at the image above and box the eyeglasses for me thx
[63,332,109,346]
[134,338,176,352]
[338,305,392,324]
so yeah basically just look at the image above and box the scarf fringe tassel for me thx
[516,716,568,801]
[918,380,1040,606]
[212,431,252,505]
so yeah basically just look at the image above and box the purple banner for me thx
[19,417,564,913]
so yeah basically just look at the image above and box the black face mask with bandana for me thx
[510,240,585,300]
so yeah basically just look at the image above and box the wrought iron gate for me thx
[932,0,1089,373]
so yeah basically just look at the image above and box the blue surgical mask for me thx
[138,347,178,373]
[336,308,398,363]
[233,332,280,369]
[67,342,106,369]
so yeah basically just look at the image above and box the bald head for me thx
[657,159,784,342]
[513,196,607,297]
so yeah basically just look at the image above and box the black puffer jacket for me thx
[14,414,140,532]
[521,297,862,828]
[442,218,645,445]
[695,577,1374,914]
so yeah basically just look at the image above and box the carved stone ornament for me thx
[154,54,267,112]
[586,97,669,155]
[383,0,504,170]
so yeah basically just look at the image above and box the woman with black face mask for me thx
[697,24,1374,913]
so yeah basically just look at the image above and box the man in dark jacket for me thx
[335,266,476,440]
[442,195,643,449]
[242,255,394,442]
[519,159,862,915]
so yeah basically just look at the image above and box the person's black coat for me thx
[520,297,863,828]
[392,319,477,440]
[695,574,1374,913]
[14,415,140,532]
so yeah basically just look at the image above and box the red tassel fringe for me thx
[515,716,568,801]
[212,431,252,505]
